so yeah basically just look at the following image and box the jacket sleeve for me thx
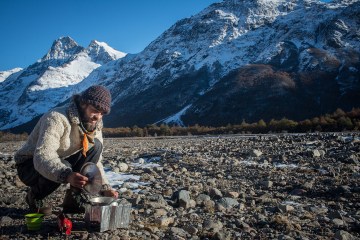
[33,112,72,183]
[95,123,110,185]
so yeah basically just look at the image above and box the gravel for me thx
[0,133,359,239]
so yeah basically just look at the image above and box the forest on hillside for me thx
[103,108,360,138]
[1,108,359,142]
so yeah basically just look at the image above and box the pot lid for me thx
[80,162,103,195]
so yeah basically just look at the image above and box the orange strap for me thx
[82,133,89,157]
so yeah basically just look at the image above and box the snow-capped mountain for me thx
[89,0,359,127]
[0,68,23,83]
[0,36,126,130]
[2,0,360,131]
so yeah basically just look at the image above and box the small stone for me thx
[202,219,223,231]
[278,204,295,213]
[224,191,239,198]
[261,180,273,188]
[251,149,263,157]
[207,178,217,186]
[348,154,359,164]
[218,197,239,209]
[332,218,344,226]
[203,199,215,212]
[170,227,188,237]
[319,150,326,157]
[196,194,211,205]
[272,214,291,228]
[256,213,267,222]
[118,162,129,172]
[312,150,321,158]
[163,188,173,196]
[154,217,174,227]
[334,230,357,240]
[293,223,302,231]
[146,194,168,208]
[190,199,196,208]
[137,158,145,164]
[211,231,229,240]
[178,190,192,209]
[278,234,295,240]
[189,184,203,194]
[309,206,328,215]
[154,208,167,217]
[1,216,12,224]
[290,188,306,195]
[235,220,250,229]
[302,181,314,190]
[238,203,246,211]
[215,202,226,212]
[144,225,159,233]
[209,188,223,199]
[328,210,343,219]
[183,225,198,235]
[337,185,351,194]
[260,159,269,165]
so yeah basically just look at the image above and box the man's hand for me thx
[102,189,119,198]
[66,172,88,189]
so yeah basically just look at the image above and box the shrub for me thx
[0,131,28,142]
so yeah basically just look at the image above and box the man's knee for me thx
[16,159,39,186]
[31,176,61,200]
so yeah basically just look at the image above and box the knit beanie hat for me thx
[80,85,111,114]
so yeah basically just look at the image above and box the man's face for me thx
[82,104,105,128]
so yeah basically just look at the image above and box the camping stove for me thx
[85,197,131,232]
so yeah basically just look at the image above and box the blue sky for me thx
[0,0,220,70]
[0,0,331,71]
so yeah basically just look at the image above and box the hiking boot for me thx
[61,187,88,214]
[26,190,52,215]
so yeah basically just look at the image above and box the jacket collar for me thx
[67,95,81,125]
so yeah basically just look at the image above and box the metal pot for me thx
[89,197,116,206]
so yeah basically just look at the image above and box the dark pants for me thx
[16,139,102,200]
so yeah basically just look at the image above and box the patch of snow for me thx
[29,53,100,91]
[155,104,192,126]
[105,158,161,192]
[273,163,299,168]
[0,68,23,83]
[281,200,303,206]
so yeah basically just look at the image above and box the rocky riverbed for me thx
[1,133,359,239]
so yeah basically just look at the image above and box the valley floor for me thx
[0,133,359,239]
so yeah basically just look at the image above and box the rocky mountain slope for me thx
[1,0,359,131]
[87,0,360,127]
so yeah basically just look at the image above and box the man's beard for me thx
[79,106,97,131]
[82,121,96,132]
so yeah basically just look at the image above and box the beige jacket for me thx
[15,97,109,185]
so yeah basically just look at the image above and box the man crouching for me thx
[15,85,118,214]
